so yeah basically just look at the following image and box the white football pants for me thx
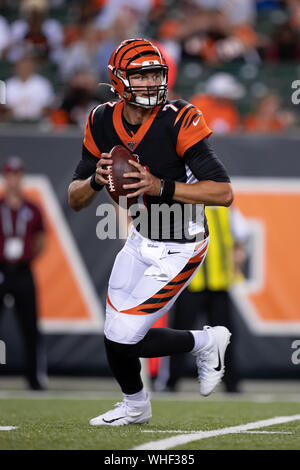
[104,226,209,344]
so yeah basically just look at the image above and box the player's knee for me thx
[104,312,147,344]
[104,336,140,358]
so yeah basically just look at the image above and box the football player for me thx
[68,39,233,426]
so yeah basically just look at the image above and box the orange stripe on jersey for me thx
[174,104,193,127]
[176,107,212,157]
[113,101,160,152]
[83,114,101,158]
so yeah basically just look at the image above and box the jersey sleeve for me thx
[184,139,230,183]
[175,102,212,158]
[72,106,102,181]
[82,107,101,159]
[72,148,99,181]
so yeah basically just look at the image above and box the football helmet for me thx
[108,38,168,108]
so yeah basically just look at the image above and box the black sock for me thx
[104,336,143,394]
[104,328,194,394]
[135,328,194,358]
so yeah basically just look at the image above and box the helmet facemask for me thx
[125,66,168,108]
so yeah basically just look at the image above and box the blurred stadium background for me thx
[0,0,300,397]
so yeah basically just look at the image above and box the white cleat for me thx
[89,393,152,426]
[192,326,231,397]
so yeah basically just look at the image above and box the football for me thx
[105,145,140,208]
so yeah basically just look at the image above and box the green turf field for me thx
[0,397,300,450]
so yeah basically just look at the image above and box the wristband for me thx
[90,173,104,192]
[159,179,175,200]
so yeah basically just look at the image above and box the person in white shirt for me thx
[0,15,11,59]
[8,0,64,64]
[5,54,55,121]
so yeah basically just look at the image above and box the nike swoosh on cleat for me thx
[214,349,222,372]
[102,416,126,424]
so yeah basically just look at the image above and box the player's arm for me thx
[68,151,112,211]
[172,105,233,206]
[68,179,97,212]
[68,108,112,211]
[173,180,233,206]
[173,139,233,206]
[124,153,233,206]
[123,139,233,206]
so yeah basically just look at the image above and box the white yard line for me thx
[141,430,293,434]
[0,427,18,431]
[134,414,300,450]
[243,431,292,434]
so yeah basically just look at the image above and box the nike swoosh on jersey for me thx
[193,117,201,126]
[167,250,180,255]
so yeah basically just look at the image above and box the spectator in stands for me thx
[0,15,11,59]
[256,0,284,12]
[60,22,101,80]
[190,73,244,134]
[5,54,55,121]
[51,70,99,129]
[158,2,259,65]
[95,0,152,34]
[265,21,300,62]
[287,0,300,31]
[96,8,140,82]
[244,93,295,133]
[213,0,256,26]
[63,0,104,47]
[8,0,63,64]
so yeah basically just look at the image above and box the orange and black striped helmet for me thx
[108,38,168,108]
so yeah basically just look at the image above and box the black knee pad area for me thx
[104,336,140,358]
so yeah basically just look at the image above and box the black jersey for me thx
[76,99,230,242]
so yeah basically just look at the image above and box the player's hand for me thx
[123,159,161,197]
[95,153,113,185]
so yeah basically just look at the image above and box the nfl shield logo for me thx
[127,142,136,150]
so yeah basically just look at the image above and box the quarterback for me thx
[68,39,234,426]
